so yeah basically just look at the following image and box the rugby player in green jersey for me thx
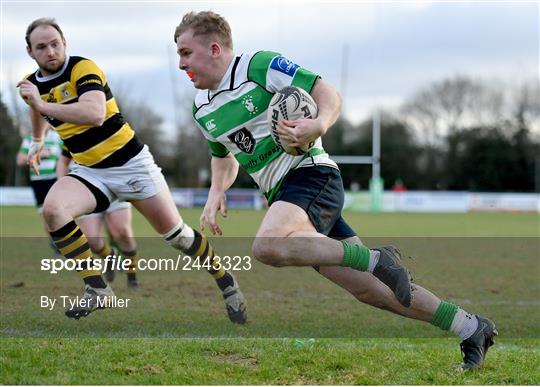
[16,127,62,254]
[175,10,497,369]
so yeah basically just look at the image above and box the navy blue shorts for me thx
[272,166,356,239]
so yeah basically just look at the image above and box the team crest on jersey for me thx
[242,95,259,116]
[49,82,74,103]
[60,84,70,99]
[228,128,256,154]
[46,90,57,103]
[270,56,299,77]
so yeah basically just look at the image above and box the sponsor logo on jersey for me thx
[78,78,102,87]
[246,143,281,170]
[270,56,299,77]
[228,127,256,154]
[242,95,259,116]
[205,119,217,132]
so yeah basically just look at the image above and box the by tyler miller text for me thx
[40,295,130,310]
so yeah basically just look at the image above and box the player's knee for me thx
[41,197,64,225]
[252,238,287,267]
[109,225,131,245]
[86,237,103,253]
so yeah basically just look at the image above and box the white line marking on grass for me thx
[451,299,540,306]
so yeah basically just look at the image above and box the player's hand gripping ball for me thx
[267,86,318,156]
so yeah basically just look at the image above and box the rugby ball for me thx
[267,86,318,156]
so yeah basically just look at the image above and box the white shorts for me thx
[69,145,168,212]
[76,199,131,220]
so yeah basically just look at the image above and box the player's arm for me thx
[210,153,239,193]
[16,138,29,167]
[24,108,50,174]
[281,79,341,148]
[42,90,105,126]
[18,79,106,126]
[310,78,342,135]
[200,153,239,235]
[16,151,28,166]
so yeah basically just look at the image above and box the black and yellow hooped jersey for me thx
[22,56,143,168]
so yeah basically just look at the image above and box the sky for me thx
[1,0,538,133]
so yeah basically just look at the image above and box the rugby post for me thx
[331,110,383,212]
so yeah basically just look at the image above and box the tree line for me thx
[1,75,538,192]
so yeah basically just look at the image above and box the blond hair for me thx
[174,11,232,50]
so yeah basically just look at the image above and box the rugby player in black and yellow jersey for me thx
[18,18,247,323]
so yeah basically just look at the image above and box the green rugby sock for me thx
[432,301,479,339]
[431,301,458,331]
[341,241,371,271]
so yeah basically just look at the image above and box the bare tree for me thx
[400,75,505,144]
[0,93,23,185]
[5,65,32,136]
[109,81,171,162]
[512,79,540,134]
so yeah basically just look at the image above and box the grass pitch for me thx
[1,207,539,384]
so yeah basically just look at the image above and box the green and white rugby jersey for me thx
[19,130,62,181]
[192,51,337,203]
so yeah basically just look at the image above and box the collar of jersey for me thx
[35,56,71,82]
[208,54,242,100]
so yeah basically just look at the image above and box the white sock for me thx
[367,250,380,273]
[450,308,478,340]
[163,220,195,251]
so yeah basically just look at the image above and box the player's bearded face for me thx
[28,26,67,75]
